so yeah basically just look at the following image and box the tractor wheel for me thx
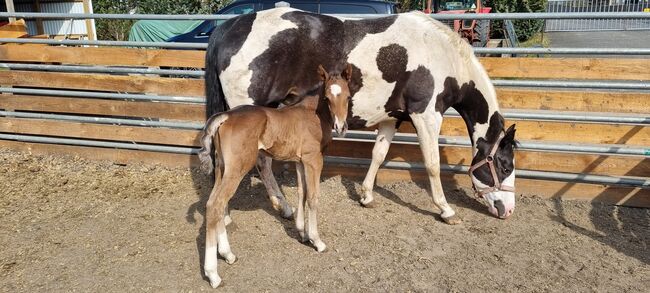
[472,19,490,47]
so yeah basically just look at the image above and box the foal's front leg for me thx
[256,155,294,219]
[303,156,326,252]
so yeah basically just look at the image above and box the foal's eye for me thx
[502,167,510,173]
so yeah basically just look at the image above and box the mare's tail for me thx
[198,114,229,175]
[205,25,228,119]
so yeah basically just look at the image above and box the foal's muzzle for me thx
[334,120,348,137]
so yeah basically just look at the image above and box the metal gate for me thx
[546,0,650,31]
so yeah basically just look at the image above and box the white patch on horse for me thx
[220,8,299,108]
[329,84,342,96]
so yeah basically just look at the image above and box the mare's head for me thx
[469,124,517,219]
[318,64,352,137]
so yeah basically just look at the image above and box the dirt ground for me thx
[1,149,648,292]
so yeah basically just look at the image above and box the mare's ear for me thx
[342,63,353,81]
[501,124,517,148]
[318,64,329,81]
[282,94,302,106]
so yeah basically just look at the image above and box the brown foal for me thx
[199,64,352,288]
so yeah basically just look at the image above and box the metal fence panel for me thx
[546,0,650,31]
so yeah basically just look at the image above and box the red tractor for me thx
[424,0,492,47]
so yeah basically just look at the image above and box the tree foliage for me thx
[94,0,230,40]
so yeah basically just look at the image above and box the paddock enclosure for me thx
[0,10,649,292]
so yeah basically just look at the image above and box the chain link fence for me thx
[546,0,650,31]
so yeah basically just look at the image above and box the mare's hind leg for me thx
[410,112,461,225]
[360,121,397,207]
[256,155,294,219]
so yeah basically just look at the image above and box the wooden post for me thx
[33,0,44,35]
[5,0,15,22]
[82,0,95,40]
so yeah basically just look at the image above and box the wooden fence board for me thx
[0,95,204,121]
[0,45,205,68]
[481,57,650,81]
[0,70,203,96]
[495,88,650,114]
[386,118,650,146]
[0,117,199,146]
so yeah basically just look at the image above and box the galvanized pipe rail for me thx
[0,63,205,77]
[2,11,650,20]
[2,111,647,156]
[0,133,648,188]
[0,87,204,103]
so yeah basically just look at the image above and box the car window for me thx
[211,4,256,29]
[319,4,378,14]
[262,2,318,13]
[222,4,256,14]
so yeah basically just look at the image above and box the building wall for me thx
[15,1,96,39]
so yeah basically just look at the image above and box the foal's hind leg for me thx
[256,155,294,219]
[360,121,396,207]
[295,162,308,242]
[410,112,461,225]
[204,169,248,288]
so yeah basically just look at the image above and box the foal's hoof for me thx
[205,271,222,288]
[223,252,237,265]
[360,198,378,208]
[224,215,233,226]
[442,214,463,225]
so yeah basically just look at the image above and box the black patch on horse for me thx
[346,64,369,129]
[471,116,517,186]
[375,44,435,124]
[247,11,346,105]
[435,77,490,142]
[215,13,257,72]
[343,16,397,56]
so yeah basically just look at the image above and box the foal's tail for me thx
[198,113,229,175]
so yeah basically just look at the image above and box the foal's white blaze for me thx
[329,84,342,96]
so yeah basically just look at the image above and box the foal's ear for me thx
[342,63,353,82]
[318,64,329,81]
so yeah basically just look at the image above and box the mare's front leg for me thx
[255,155,294,219]
[410,112,461,225]
[360,121,397,207]
[303,155,327,252]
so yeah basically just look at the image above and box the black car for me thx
[167,0,398,43]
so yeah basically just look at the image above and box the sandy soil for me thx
[0,149,648,292]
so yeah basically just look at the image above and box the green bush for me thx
[94,0,230,41]
[486,0,548,42]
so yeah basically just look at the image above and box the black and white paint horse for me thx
[205,8,517,225]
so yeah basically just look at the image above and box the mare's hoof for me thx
[312,240,327,253]
[442,214,463,225]
[360,199,379,208]
[281,207,295,220]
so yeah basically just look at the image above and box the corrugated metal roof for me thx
[15,1,96,39]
